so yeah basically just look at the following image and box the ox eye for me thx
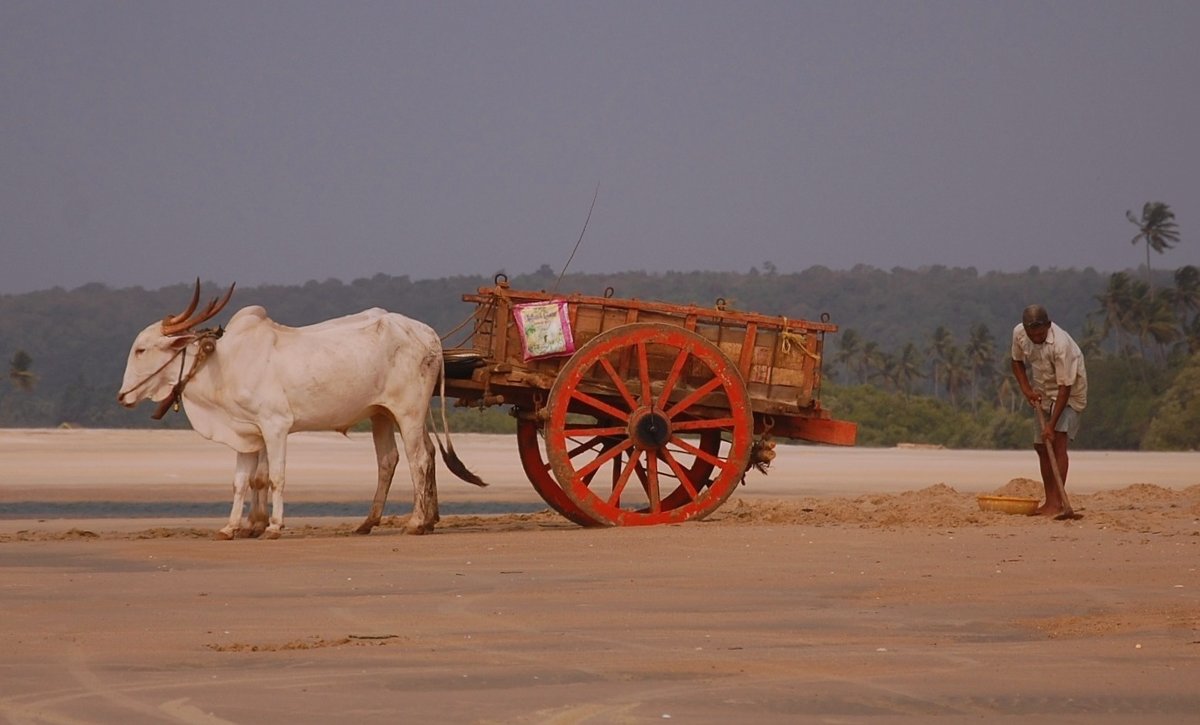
[135,348,146,357]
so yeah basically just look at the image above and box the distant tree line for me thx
[1,261,1196,449]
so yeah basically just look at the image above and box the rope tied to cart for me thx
[778,318,819,360]
[439,303,489,346]
[439,275,507,347]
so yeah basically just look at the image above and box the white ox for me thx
[117,281,485,539]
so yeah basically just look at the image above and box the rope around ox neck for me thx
[150,327,223,420]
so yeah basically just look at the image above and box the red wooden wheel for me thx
[544,323,753,526]
[516,418,603,527]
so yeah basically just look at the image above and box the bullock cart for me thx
[441,276,857,527]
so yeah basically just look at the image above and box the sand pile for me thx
[712,480,1200,534]
[3,480,1197,542]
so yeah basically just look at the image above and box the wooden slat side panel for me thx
[473,286,839,332]
[465,286,834,416]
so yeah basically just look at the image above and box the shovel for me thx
[1035,406,1076,519]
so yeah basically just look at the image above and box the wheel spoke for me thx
[598,356,639,410]
[656,348,690,409]
[607,451,641,505]
[637,341,652,403]
[566,434,628,488]
[564,424,627,438]
[644,452,661,512]
[581,437,623,487]
[566,434,628,477]
[570,389,631,422]
[669,434,725,469]
[665,377,725,417]
[565,435,605,457]
[573,437,634,482]
[661,449,699,500]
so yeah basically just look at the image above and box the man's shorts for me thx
[1034,405,1081,444]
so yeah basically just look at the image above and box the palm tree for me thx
[1078,319,1104,358]
[965,323,995,409]
[1171,265,1200,323]
[927,326,954,399]
[995,375,1019,413]
[895,343,925,397]
[942,346,969,407]
[859,341,882,385]
[1142,299,1183,360]
[1094,272,1135,354]
[1127,201,1181,293]
[1127,281,1181,361]
[836,329,861,383]
[874,351,898,391]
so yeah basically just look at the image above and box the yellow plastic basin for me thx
[976,495,1040,515]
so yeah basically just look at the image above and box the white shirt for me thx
[1011,322,1088,412]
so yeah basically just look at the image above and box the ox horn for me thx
[163,278,202,328]
[162,281,236,336]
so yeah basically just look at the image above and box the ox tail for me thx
[431,363,487,487]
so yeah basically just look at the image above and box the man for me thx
[1010,304,1087,518]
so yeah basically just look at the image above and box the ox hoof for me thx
[403,521,435,535]
[242,518,268,538]
[354,521,377,535]
[262,527,283,540]
[214,528,235,541]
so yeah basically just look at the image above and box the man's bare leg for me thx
[1033,443,1062,516]
[1049,430,1076,519]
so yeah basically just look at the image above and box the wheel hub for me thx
[628,407,671,449]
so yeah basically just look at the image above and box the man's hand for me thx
[1034,405,1055,443]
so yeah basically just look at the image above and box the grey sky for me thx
[2,1,1197,294]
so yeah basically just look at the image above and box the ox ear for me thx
[168,334,196,350]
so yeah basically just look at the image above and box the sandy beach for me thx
[1,429,1197,723]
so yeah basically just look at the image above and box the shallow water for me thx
[0,500,546,519]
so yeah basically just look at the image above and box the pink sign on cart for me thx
[513,300,576,361]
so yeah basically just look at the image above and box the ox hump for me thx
[226,306,269,328]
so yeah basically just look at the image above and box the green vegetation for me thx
[1141,354,1200,450]
[1,262,1196,449]
[821,384,1028,449]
